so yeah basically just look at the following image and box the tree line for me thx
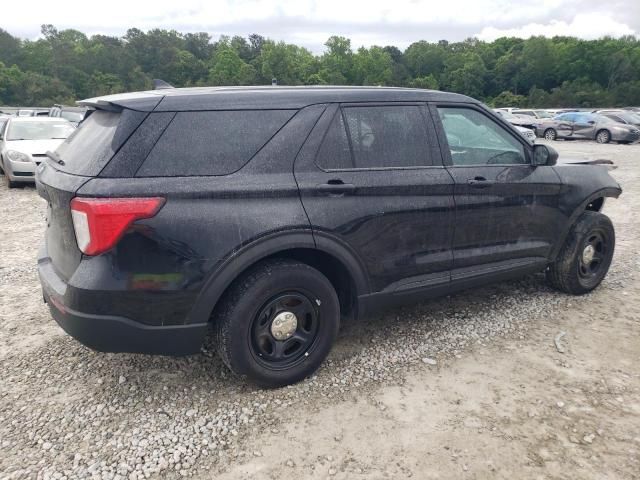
[1,25,639,108]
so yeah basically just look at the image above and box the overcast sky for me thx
[3,0,639,52]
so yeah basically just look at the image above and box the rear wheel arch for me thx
[188,231,368,325]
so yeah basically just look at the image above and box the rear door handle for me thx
[467,176,494,188]
[318,179,356,195]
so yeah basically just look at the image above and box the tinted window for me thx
[438,107,526,166]
[316,105,431,170]
[315,110,352,169]
[138,110,294,177]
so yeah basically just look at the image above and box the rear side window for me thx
[137,110,295,177]
[316,105,431,170]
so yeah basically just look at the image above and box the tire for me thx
[595,129,611,144]
[547,211,615,295]
[6,178,17,189]
[544,128,557,141]
[213,258,340,388]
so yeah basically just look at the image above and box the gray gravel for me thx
[0,140,635,479]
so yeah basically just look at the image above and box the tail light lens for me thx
[70,197,165,255]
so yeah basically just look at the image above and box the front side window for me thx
[437,107,527,166]
[316,105,431,170]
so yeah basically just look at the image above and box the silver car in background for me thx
[535,112,640,144]
[594,109,640,128]
[0,117,75,188]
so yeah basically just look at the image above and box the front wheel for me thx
[547,211,615,295]
[544,128,557,141]
[213,259,340,388]
[596,129,611,144]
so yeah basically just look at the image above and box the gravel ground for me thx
[1,140,638,479]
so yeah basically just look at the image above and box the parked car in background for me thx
[49,105,88,127]
[623,107,640,113]
[594,110,640,127]
[514,125,536,143]
[512,109,553,119]
[0,117,75,188]
[36,86,620,387]
[493,109,539,129]
[536,112,640,143]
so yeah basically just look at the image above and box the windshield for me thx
[7,120,75,141]
[536,110,553,118]
[60,111,85,122]
[611,112,640,124]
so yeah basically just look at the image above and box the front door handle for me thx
[467,176,494,188]
[318,179,356,195]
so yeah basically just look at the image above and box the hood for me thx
[4,138,66,156]
[557,157,616,169]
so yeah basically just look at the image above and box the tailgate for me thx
[36,162,89,281]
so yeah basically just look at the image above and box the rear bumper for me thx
[38,249,207,356]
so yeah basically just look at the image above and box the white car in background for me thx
[0,117,75,188]
[514,125,536,144]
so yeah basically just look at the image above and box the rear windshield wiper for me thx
[45,150,65,166]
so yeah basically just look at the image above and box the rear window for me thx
[136,110,295,177]
[54,110,121,176]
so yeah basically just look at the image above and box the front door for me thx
[294,103,455,294]
[431,104,564,275]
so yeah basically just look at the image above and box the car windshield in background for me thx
[613,112,640,123]
[7,121,75,141]
[60,111,85,123]
[537,111,553,118]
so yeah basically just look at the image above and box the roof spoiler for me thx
[153,79,175,90]
[77,91,164,112]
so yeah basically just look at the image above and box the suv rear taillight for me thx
[70,197,165,255]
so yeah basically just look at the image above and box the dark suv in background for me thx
[36,86,621,387]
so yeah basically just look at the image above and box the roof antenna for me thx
[271,78,277,86]
[153,79,175,90]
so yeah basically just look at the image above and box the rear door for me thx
[431,103,564,275]
[294,103,455,294]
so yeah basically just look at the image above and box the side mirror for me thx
[532,144,558,166]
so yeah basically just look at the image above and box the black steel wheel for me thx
[547,211,615,295]
[250,291,320,370]
[577,230,608,281]
[214,259,340,387]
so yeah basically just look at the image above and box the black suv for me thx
[36,86,621,387]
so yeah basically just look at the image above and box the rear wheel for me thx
[595,129,611,144]
[213,259,340,388]
[544,128,557,141]
[547,211,615,295]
